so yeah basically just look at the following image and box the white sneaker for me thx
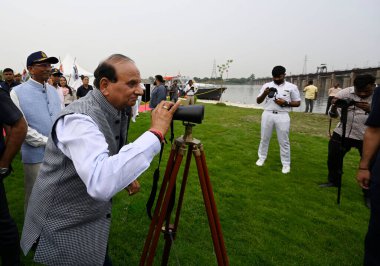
[282,165,290,174]
[256,159,265,166]
[132,118,136,123]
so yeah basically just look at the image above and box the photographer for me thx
[256,65,301,174]
[20,54,180,265]
[320,75,375,206]
[0,87,27,265]
[185,80,198,105]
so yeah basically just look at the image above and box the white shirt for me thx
[55,113,161,201]
[258,81,301,112]
[185,84,198,96]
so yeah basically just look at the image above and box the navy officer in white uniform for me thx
[255,65,301,174]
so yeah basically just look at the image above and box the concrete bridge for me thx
[252,67,380,92]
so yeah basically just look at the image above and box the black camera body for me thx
[334,98,356,108]
[267,87,278,98]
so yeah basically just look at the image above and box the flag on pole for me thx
[59,57,64,73]
[73,64,78,80]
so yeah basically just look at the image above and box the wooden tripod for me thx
[139,123,229,266]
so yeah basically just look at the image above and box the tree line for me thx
[193,74,255,85]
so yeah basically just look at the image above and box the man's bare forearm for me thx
[0,117,27,167]
[359,127,380,170]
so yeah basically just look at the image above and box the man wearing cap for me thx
[50,68,65,108]
[10,51,62,212]
[0,68,21,94]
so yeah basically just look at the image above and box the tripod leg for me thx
[141,144,186,266]
[161,145,194,265]
[194,145,229,266]
[140,144,177,265]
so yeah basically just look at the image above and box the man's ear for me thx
[99,78,110,95]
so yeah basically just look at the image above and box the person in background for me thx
[356,85,380,265]
[10,51,62,213]
[59,76,76,106]
[0,86,27,266]
[0,68,21,94]
[50,68,65,108]
[76,76,93,99]
[14,73,22,83]
[184,79,198,105]
[320,74,375,208]
[149,74,167,108]
[303,80,318,113]
[169,79,179,102]
[325,83,342,115]
[132,83,145,122]
[20,54,180,265]
[255,65,301,174]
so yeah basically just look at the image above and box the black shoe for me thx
[319,182,338,188]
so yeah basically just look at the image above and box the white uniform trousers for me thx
[258,110,291,166]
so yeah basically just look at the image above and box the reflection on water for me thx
[221,84,329,114]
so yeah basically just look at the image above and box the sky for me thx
[1,0,379,79]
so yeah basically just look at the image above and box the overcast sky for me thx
[1,0,379,79]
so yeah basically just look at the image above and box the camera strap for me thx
[146,143,164,219]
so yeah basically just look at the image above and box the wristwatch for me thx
[0,168,9,175]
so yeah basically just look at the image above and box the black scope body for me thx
[267,87,278,98]
[334,98,356,108]
[173,105,204,124]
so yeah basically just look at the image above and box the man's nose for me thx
[135,85,144,95]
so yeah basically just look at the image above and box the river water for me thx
[220,84,329,114]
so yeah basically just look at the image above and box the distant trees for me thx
[193,74,255,85]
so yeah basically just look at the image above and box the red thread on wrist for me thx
[359,167,369,170]
[149,129,164,143]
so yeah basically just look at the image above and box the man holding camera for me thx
[185,80,198,105]
[256,66,301,174]
[320,74,375,206]
[21,54,180,265]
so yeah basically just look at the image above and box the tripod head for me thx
[181,122,197,143]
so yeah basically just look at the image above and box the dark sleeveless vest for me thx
[21,89,130,265]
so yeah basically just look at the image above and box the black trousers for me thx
[0,178,20,266]
[326,96,334,115]
[327,132,363,184]
[364,152,380,266]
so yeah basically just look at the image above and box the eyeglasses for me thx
[32,63,52,68]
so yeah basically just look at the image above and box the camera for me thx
[173,105,204,124]
[267,87,278,98]
[334,98,356,108]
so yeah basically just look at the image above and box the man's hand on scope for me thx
[150,100,181,136]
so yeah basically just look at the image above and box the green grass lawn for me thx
[4,104,368,265]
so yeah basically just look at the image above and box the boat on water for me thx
[164,75,227,101]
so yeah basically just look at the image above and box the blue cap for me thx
[51,68,63,76]
[27,51,58,67]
